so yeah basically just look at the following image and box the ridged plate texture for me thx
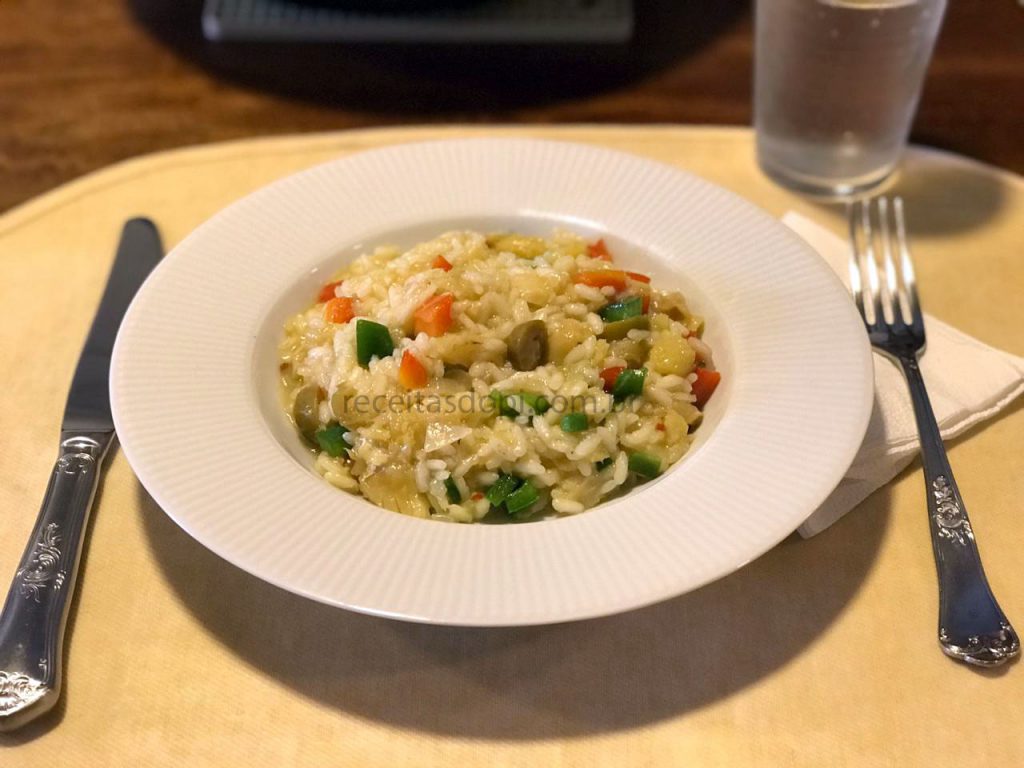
[110,139,873,626]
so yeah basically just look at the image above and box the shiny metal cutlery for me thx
[849,197,1018,668]
[0,219,163,730]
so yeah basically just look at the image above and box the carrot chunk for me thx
[574,270,628,292]
[413,293,454,337]
[398,350,428,389]
[324,297,355,324]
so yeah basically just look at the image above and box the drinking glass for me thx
[754,0,947,198]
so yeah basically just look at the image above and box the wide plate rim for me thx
[111,137,873,626]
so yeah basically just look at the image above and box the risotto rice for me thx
[278,230,720,523]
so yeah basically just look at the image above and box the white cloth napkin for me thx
[783,213,1024,537]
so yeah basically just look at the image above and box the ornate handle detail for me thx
[899,357,1020,667]
[0,433,113,729]
[931,475,973,547]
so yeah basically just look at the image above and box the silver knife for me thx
[0,219,163,731]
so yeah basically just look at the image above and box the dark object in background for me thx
[300,0,485,10]
[202,0,634,43]
[135,0,745,112]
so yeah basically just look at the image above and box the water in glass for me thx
[755,0,947,197]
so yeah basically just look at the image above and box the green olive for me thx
[600,315,650,341]
[293,386,321,441]
[443,364,473,388]
[507,320,549,371]
[610,338,649,368]
[651,290,690,321]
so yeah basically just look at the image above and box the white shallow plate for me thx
[111,138,872,626]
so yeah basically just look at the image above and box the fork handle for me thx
[898,355,1019,667]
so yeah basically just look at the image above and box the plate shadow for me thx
[138,482,889,738]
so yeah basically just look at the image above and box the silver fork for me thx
[849,196,1019,668]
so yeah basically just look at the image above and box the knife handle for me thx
[0,432,112,731]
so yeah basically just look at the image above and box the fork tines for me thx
[848,196,924,344]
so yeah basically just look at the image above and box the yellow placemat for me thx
[1,126,1022,766]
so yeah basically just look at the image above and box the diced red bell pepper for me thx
[317,280,343,303]
[692,368,721,408]
[599,366,626,393]
[432,255,453,272]
[588,239,613,261]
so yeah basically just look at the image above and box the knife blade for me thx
[0,218,163,731]
[64,218,163,433]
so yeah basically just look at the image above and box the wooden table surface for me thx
[0,0,1021,214]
